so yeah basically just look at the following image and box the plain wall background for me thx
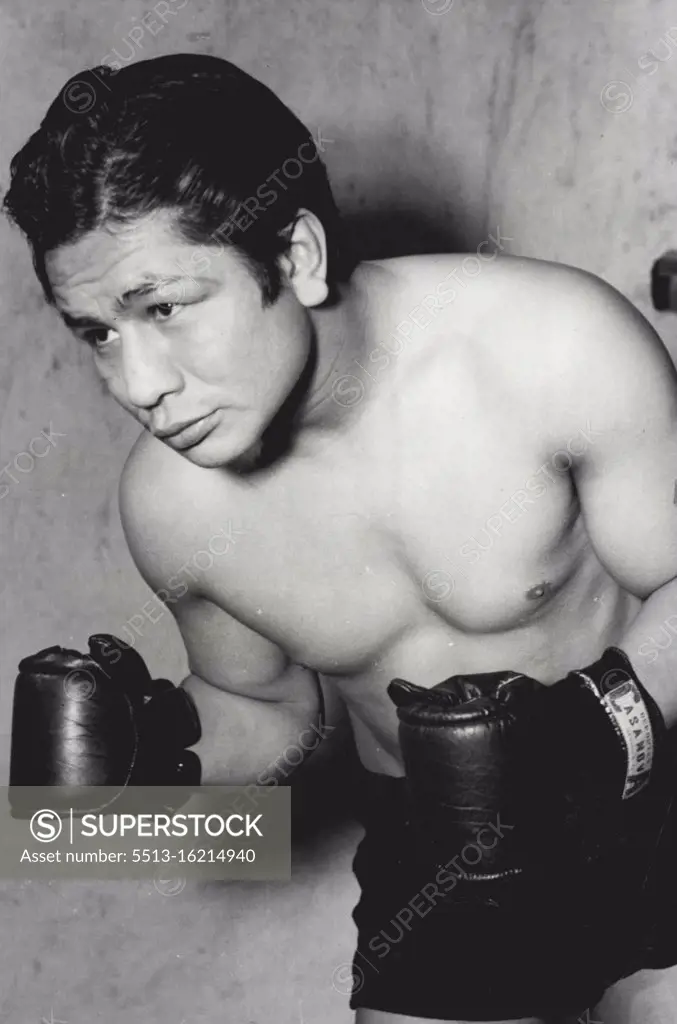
[2,1,677,1021]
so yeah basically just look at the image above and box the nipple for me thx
[526,581,551,601]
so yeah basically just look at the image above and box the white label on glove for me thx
[600,679,654,799]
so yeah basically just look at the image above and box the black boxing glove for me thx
[389,647,667,872]
[388,668,536,881]
[9,633,201,815]
[389,649,673,996]
[528,647,667,803]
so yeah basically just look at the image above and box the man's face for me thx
[46,210,313,467]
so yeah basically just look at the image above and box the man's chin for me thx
[164,402,294,473]
[222,438,265,473]
[177,434,265,472]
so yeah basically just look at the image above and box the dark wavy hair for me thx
[2,53,348,305]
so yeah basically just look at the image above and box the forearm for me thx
[617,576,677,727]
[179,665,332,785]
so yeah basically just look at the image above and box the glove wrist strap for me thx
[552,647,665,800]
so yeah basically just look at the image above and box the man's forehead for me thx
[46,213,225,313]
[46,212,187,289]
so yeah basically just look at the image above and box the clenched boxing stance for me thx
[5,54,677,1024]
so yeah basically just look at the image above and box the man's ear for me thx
[278,209,329,307]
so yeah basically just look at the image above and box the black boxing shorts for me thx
[348,750,677,1022]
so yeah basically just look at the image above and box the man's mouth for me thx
[155,410,221,449]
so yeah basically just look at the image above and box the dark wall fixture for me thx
[651,252,677,311]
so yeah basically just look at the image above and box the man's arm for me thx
[173,594,341,785]
[118,446,346,786]
[546,267,677,724]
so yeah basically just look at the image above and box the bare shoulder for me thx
[118,430,231,595]
[118,432,291,692]
[378,251,660,358]
[489,257,677,438]
[374,254,677,438]
[119,431,185,590]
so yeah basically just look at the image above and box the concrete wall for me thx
[2,1,677,1021]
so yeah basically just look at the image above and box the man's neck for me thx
[229,264,375,474]
[300,264,373,431]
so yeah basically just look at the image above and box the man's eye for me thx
[84,328,114,348]
[149,302,182,321]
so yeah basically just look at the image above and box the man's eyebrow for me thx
[115,275,189,309]
[115,272,221,309]
[59,274,215,326]
[60,311,102,329]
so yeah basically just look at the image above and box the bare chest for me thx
[186,407,587,675]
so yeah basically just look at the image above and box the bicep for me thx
[550,271,677,595]
[574,409,677,596]
[169,592,292,696]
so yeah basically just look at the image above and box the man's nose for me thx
[118,326,182,409]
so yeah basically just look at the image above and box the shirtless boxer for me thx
[5,53,677,1024]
